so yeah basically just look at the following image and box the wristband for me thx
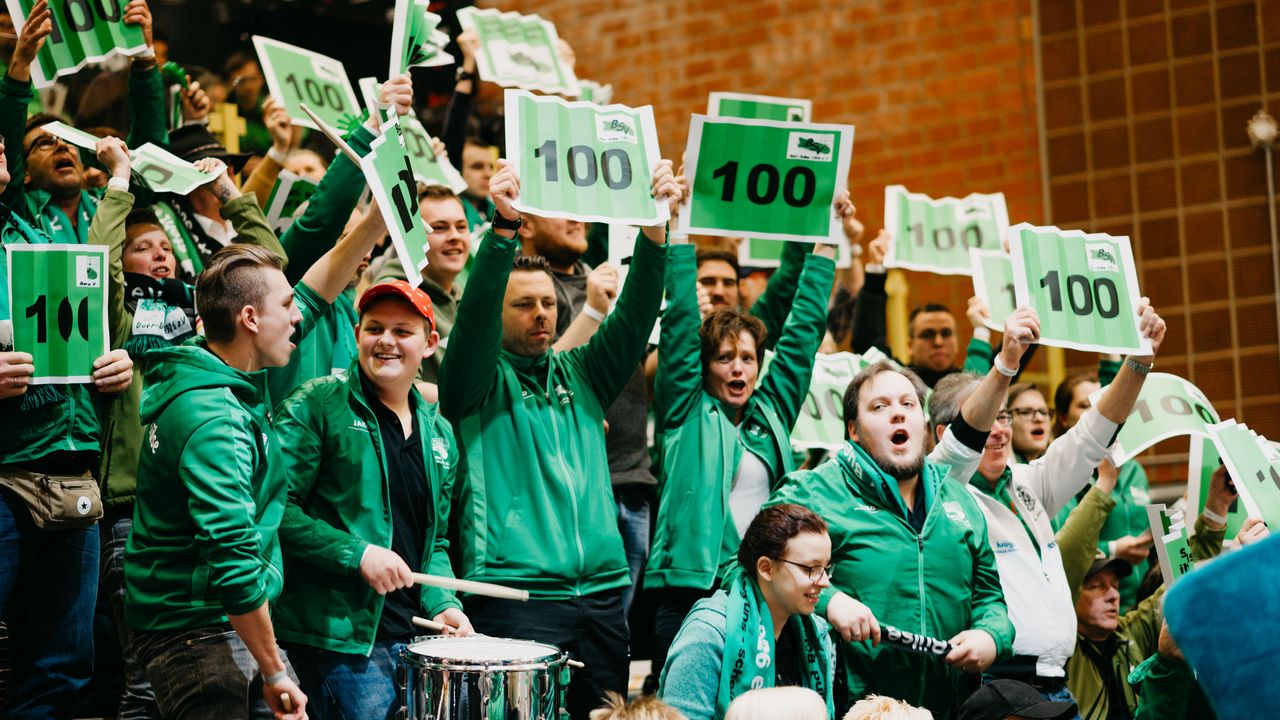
[490,210,522,232]
[134,47,156,60]
[865,263,886,274]
[262,669,289,686]
[266,147,288,165]
[993,354,1018,378]
[1201,506,1228,527]
[581,304,606,323]
[107,177,130,192]
[1125,356,1153,376]
[972,326,991,343]
[1107,540,1118,559]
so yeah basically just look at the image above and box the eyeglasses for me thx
[913,328,954,342]
[1010,407,1054,420]
[24,134,70,155]
[778,559,834,582]
[994,411,1013,426]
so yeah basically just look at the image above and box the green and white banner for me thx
[1145,504,1193,587]
[1208,420,1280,529]
[884,186,1009,276]
[969,249,1016,333]
[39,120,101,150]
[790,348,896,449]
[457,7,579,96]
[263,170,318,236]
[5,0,147,89]
[390,0,452,76]
[505,89,667,226]
[1010,223,1151,355]
[6,244,108,383]
[361,116,431,286]
[578,80,613,105]
[1092,373,1219,465]
[132,143,217,196]
[679,115,854,243]
[254,35,360,131]
[708,91,811,122]
[1186,436,1249,537]
[358,77,466,194]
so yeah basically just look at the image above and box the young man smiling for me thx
[273,280,470,718]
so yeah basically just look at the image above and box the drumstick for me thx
[297,103,362,166]
[281,693,293,712]
[411,572,530,601]
[412,615,456,634]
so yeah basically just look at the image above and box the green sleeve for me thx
[1056,484,1117,603]
[0,74,32,213]
[438,230,515,420]
[88,188,135,348]
[968,509,1016,658]
[126,64,168,148]
[658,612,724,720]
[1098,358,1122,387]
[1119,587,1165,660]
[183,417,275,615]
[581,220,608,269]
[1130,655,1208,720]
[656,244,707,431]
[566,232,667,406]
[1097,462,1152,556]
[1190,514,1225,562]
[279,125,375,284]
[749,241,812,350]
[753,254,836,432]
[220,193,287,264]
[421,416,463,616]
[274,387,368,577]
[288,280,330,348]
[963,337,994,374]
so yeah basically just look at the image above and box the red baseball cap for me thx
[357,281,435,331]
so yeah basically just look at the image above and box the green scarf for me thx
[122,273,196,360]
[835,440,942,522]
[717,570,833,719]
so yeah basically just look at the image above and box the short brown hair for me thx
[842,361,929,427]
[418,183,462,204]
[196,244,283,343]
[695,248,740,276]
[699,308,766,369]
[1053,372,1098,436]
[738,504,828,579]
[1007,381,1044,408]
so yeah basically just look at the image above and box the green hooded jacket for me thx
[767,443,1014,718]
[124,285,328,632]
[645,244,834,591]
[438,229,666,599]
[272,365,462,654]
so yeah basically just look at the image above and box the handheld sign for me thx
[789,350,898,450]
[39,121,101,151]
[358,77,467,194]
[1093,373,1219,465]
[607,223,639,287]
[884,186,1009,276]
[457,7,579,96]
[253,36,360,131]
[1009,224,1151,355]
[578,80,613,105]
[5,0,147,89]
[131,144,217,196]
[390,0,453,76]
[1145,504,1194,587]
[1186,436,1249,537]
[679,115,854,243]
[263,171,319,236]
[708,92,811,122]
[7,244,108,383]
[505,89,668,226]
[361,116,431,286]
[1208,420,1280,529]
[969,249,1016,332]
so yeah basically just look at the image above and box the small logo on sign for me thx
[76,255,101,288]
[597,115,637,143]
[786,107,805,121]
[786,132,835,161]
[76,496,91,515]
[1086,242,1119,272]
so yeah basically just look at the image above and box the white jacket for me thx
[966,409,1119,677]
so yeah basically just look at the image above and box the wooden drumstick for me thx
[281,693,294,712]
[411,572,530,601]
[566,659,585,669]
[412,615,456,634]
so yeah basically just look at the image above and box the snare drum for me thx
[400,635,569,720]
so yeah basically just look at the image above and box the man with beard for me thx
[766,308,1042,718]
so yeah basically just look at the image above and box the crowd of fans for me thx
[0,2,1265,720]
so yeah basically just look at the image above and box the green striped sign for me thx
[1209,420,1280,529]
[1010,224,1150,355]
[969,249,1016,333]
[6,0,147,88]
[505,89,667,226]
[885,185,1008,276]
[7,244,108,382]
[253,35,359,132]
[1097,373,1219,464]
[708,92,811,122]
[362,116,431,286]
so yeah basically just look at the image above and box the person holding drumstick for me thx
[273,280,472,719]
[659,504,837,720]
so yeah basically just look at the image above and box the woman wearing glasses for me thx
[659,504,837,720]
[1006,383,1054,463]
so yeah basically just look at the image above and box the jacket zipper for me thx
[545,360,585,595]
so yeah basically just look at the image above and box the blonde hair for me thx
[843,695,933,720]
[724,687,827,720]
[589,692,688,720]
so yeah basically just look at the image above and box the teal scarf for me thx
[835,440,942,521]
[717,570,833,718]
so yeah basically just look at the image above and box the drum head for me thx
[407,635,562,665]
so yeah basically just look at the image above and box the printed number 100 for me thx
[534,140,632,190]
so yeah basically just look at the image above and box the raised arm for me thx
[656,243,710,431]
[442,31,479,168]
[192,157,288,264]
[298,201,386,304]
[241,96,290,208]
[122,1,168,148]
[1093,298,1167,424]
[0,0,53,212]
[90,137,137,348]
[849,230,889,354]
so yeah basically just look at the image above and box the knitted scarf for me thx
[122,272,196,359]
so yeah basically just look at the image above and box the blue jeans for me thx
[0,487,98,720]
[101,511,161,719]
[1042,685,1082,720]
[614,485,652,616]
[134,624,296,720]
[288,640,408,720]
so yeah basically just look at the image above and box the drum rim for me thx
[400,634,569,670]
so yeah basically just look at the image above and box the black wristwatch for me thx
[491,210,522,232]
[455,67,477,83]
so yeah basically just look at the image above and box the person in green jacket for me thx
[124,199,388,719]
[644,221,837,682]
[765,310,1041,718]
[438,158,679,719]
[660,503,837,720]
[0,0,169,245]
[274,280,471,718]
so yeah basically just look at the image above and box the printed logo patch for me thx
[943,500,972,529]
[148,424,159,454]
[76,255,101,288]
[1086,241,1119,272]
[786,132,835,161]
[76,495,91,515]
[597,114,637,143]
[432,436,450,465]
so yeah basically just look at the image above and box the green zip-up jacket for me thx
[94,189,286,507]
[438,229,667,599]
[124,286,328,632]
[1128,653,1217,720]
[0,66,168,244]
[767,443,1014,718]
[273,364,461,654]
[646,245,834,590]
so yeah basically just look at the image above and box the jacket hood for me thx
[139,337,266,424]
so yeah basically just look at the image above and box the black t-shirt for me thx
[774,620,804,688]
[360,372,432,640]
